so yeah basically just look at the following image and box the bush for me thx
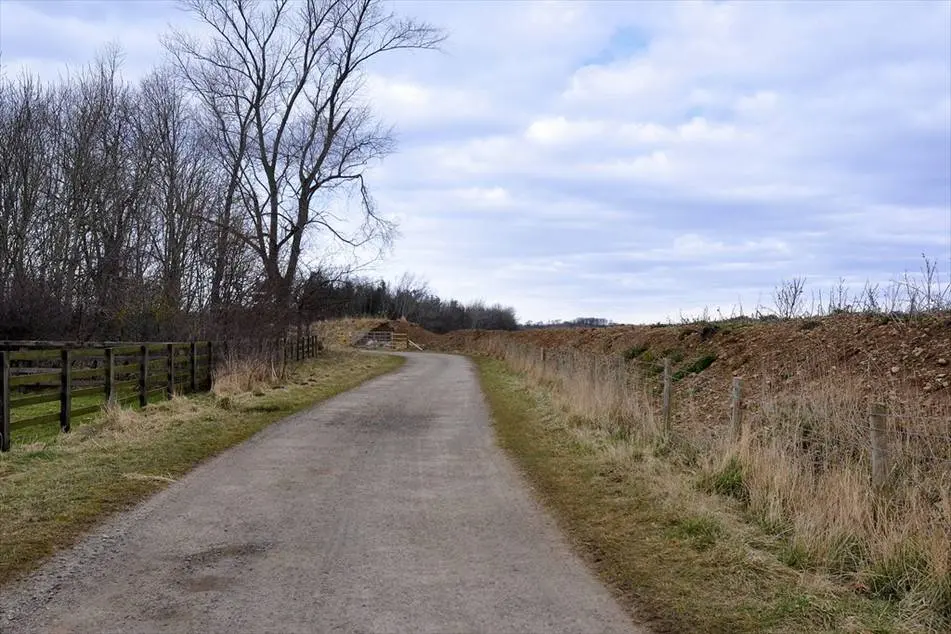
[672,353,717,381]
[623,344,648,360]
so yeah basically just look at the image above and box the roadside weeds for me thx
[475,356,917,633]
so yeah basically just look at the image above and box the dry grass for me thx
[476,357,905,633]
[719,378,951,626]
[471,336,950,631]
[309,317,388,348]
[212,354,286,396]
[0,350,404,587]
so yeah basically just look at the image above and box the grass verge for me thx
[0,350,403,587]
[475,356,913,633]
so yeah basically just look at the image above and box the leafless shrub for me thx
[774,276,807,319]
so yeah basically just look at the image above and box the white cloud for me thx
[583,151,674,182]
[361,74,492,128]
[525,116,603,144]
[2,0,948,324]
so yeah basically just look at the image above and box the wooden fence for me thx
[0,335,320,452]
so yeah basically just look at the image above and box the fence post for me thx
[870,403,888,490]
[662,357,672,439]
[207,341,214,390]
[167,343,175,398]
[60,349,72,433]
[105,347,116,405]
[730,376,743,440]
[1,351,10,452]
[281,338,287,378]
[139,345,149,407]
[190,342,197,393]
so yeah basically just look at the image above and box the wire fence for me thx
[469,334,951,492]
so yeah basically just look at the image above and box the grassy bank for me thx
[476,356,924,633]
[0,350,403,587]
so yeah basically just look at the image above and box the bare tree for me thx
[138,69,214,323]
[774,276,807,319]
[165,0,443,322]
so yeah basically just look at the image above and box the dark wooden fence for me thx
[0,335,320,452]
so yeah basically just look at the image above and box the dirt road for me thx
[1,353,641,634]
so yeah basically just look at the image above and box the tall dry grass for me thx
[212,353,286,396]
[470,334,951,628]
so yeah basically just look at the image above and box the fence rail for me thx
[0,334,321,452]
[350,330,408,350]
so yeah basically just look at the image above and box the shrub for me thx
[623,344,648,360]
[672,353,717,381]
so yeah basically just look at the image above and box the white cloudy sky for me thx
[1,0,950,323]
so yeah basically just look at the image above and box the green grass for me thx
[623,345,648,360]
[672,353,718,381]
[700,455,750,503]
[665,515,723,552]
[474,356,907,633]
[661,347,686,364]
[0,350,404,587]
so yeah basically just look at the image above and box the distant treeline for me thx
[521,318,616,329]
[297,271,517,334]
[0,1,450,341]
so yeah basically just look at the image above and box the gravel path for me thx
[0,352,642,634]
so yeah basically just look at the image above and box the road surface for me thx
[1,352,642,634]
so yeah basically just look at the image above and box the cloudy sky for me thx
[2,0,949,323]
